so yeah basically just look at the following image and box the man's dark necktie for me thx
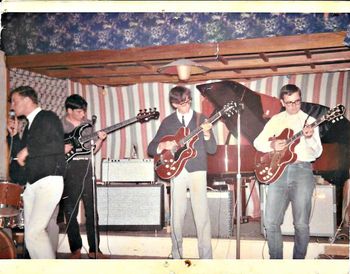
[181,115,185,127]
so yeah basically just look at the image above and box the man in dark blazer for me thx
[9,86,65,259]
[148,86,217,259]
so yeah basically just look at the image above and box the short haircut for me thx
[279,84,302,100]
[169,86,192,105]
[10,86,39,104]
[65,94,87,111]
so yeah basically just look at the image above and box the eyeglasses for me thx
[284,99,301,106]
[178,99,192,106]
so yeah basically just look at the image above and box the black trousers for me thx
[63,159,100,253]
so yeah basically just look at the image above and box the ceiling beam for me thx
[6,31,347,69]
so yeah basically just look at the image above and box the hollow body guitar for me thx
[154,101,238,180]
[254,104,345,184]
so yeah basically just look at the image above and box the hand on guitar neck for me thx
[302,124,314,138]
[201,119,213,140]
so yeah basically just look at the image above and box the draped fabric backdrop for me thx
[9,70,350,181]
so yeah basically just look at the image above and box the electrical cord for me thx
[57,159,91,253]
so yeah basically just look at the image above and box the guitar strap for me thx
[195,112,201,128]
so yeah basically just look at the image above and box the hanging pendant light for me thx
[158,59,210,81]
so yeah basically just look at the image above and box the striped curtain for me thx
[68,72,349,177]
[9,70,349,179]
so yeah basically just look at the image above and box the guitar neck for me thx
[179,110,223,146]
[80,116,138,143]
[286,116,325,145]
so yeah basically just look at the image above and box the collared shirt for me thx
[26,107,42,129]
[176,109,193,127]
[253,110,323,162]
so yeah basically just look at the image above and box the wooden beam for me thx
[28,50,350,79]
[216,55,228,65]
[6,32,347,68]
[72,62,350,86]
[259,53,269,62]
[305,50,312,59]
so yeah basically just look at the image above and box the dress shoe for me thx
[88,251,110,259]
[69,249,81,259]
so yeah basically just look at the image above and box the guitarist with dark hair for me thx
[148,86,217,259]
[254,84,323,259]
[61,94,108,259]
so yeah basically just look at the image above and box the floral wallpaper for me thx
[1,13,350,55]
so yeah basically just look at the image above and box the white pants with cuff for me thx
[23,175,63,259]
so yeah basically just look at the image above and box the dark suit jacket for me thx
[148,111,217,172]
[21,110,65,184]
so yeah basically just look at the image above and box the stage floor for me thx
[52,219,349,260]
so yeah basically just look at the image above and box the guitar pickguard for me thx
[155,131,198,180]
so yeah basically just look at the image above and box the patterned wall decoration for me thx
[1,13,350,55]
[9,68,67,118]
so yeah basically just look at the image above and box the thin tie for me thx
[181,115,185,127]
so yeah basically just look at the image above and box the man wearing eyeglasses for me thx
[254,84,323,259]
[148,86,217,259]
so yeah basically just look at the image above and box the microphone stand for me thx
[90,120,98,259]
[235,103,244,259]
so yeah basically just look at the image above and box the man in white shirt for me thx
[254,84,323,259]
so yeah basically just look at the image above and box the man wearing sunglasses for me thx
[254,84,323,259]
[148,86,217,259]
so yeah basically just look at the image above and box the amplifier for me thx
[183,190,233,238]
[101,159,154,182]
[260,184,336,237]
[97,183,164,231]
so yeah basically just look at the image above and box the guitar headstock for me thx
[222,101,240,117]
[137,108,160,123]
[325,104,346,123]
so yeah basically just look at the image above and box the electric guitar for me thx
[64,108,159,162]
[154,101,239,180]
[254,104,345,184]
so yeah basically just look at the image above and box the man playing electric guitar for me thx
[253,84,323,259]
[148,86,217,259]
[61,94,108,259]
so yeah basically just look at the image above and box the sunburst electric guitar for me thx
[254,104,345,184]
[64,108,159,162]
[154,101,239,180]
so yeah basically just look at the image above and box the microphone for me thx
[92,115,97,125]
[9,109,16,120]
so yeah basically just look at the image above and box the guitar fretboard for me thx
[286,116,325,145]
[178,109,225,146]
[80,116,138,143]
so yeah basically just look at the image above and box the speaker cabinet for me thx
[97,183,164,231]
[183,190,233,238]
[260,184,336,237]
